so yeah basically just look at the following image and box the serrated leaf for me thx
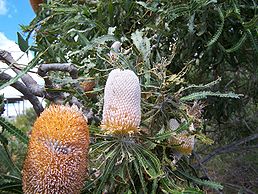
[95,145,121,194]
[131,29,151,83]
[83,35,116,52]
[131,144,163,179]
[136,1,159,12]
[178,170,223,190]
[182,77,222,91]
[131,29,151,63]
[0,145,20,177]
[180,91,242,102]
[226,33,247,53]
[0,117,28,144]
[206,7,224,47]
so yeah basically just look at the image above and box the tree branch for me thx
[0,50,97,121]
[38,63,78,79]
[0,72,44,116]
[196,133,258,167]
[0,49,45,96]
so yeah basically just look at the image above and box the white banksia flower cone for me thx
[101,69,141,134]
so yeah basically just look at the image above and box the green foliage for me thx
[12,108,36,132]
[0,117,28,144]
[180,91,242,102]
[17,32,29,53]
[0,174,22,194]
[0,142,20,177]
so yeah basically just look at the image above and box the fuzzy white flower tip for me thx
[101,69,141,134]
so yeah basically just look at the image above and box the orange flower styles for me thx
[22,105,89,194]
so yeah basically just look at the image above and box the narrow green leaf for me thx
[0,145,20,176]
[0,134,8,146]
[95,145,121,194]
[178,170,223,190]
[246,29,258,53]
[17,32,29,53]
[0,94,4,115]
[133,160,148,194]
[0,181,22,193]
[160,177,182,194]
[206,7,224,47]
[151,178,158,194]
[131,144,163,179]
[243,15,258,29]
[226,33,247,53]
[180,91,243,102]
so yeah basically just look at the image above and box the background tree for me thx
[0,0,257,193]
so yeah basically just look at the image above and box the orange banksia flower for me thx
[22,105,89,194]
[101,69,141,134]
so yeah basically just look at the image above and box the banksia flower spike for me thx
[169,119,195,155]
[101,69,141,134]
[22,105,89,194]
[171,132,195,155]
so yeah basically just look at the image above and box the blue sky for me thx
[0,0,35,42]
[0,0,43,117]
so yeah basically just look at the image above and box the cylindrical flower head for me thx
[169,119,195,155]
[101,69,141,134]
[170,133,195,155]
[22,105,89,194]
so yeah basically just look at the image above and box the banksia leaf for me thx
[101,69,141,134]
[22,105,89,194]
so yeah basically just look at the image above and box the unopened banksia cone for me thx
[101,69,141,134]
[169,119,195,155]
[22,105,89,194]
[170,132,195,154]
